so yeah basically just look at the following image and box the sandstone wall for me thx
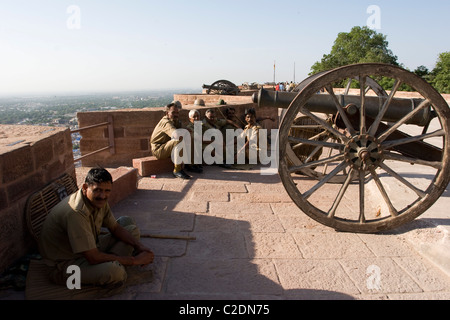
[0,125,75,274]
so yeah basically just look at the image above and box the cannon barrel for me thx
[252,88,434,126]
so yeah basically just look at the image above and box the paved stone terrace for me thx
[104,165,450,300]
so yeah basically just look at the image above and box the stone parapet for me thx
[0,125,75,274]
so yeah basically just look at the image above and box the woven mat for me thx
[25,259,153,300]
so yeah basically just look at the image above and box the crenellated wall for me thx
[0,125,75,274]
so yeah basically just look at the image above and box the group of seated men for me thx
[150,101,275,179]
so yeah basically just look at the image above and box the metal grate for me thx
[25,173,78,242]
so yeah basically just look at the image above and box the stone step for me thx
[132,156,173,177]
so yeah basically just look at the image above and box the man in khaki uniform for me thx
[236,108,263,164]
[184,109,203,173]
[151,103,190,179]
[203,108,240,168]
[38,168,154,288]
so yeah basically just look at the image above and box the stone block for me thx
[108,167,138,207]
[32,137,54,169]
[132,156,173,177]
[6,172,43,203]
[1,146,34,184]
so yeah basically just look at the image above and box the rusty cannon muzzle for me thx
[252,88,435,127]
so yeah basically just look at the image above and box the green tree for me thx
[431,52,450,94]
[414,65,430,78]
[310,26,399,75]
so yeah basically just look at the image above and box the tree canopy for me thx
[310,26,399,75]
[430,52,450,94]
[309,26,449,94]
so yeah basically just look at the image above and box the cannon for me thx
[202,79,240,95]
[252,63,450,233]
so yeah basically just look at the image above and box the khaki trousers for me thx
[51,216,140,287]
[152,140,183,172]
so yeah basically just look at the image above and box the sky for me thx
[0,0,449,95]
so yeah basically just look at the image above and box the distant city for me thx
[0,89,197,158]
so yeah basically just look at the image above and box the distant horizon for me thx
[0,87,200,99]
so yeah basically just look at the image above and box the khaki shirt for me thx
[242,123,262,149]
[150,116,181,152]
[38,189,117,263]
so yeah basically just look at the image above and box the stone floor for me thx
[1,164,449,301]
[106,164,450,300]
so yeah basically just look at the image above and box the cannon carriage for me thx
[253,63,450,233]
[202,79,240,95]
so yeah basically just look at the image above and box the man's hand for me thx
[134,242,153,254]
[134,251,154,266]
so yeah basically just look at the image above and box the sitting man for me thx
[236,108,263,164]
[184,109,204,173]
[221,107,242,132]
[202,108,240,168]
[150,102,190,179]
[38,167,154,288]
[202,108,239,131]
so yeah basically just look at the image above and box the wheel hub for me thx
[344,135,383,170]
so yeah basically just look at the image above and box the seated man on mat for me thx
[38,167,154,288]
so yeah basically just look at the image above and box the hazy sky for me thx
[1,0,448,95]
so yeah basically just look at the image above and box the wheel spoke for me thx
[328,168,354,218]
[325,85,356,136]
[291,130,330,150]
[381,129,444,149]
[359,170,366,223]
[377,99,431,143]
[384,151,442,169]
[299,106,349,143]
[378,162,427,198]
[290,124,324,129]
[288,136,344,149]
[304,144,325,163]
[289,153,345,173]
[344,78,352,95]
[369,167,398,217]
[303,161,349,199]
[360,76,367,134]
[368,79,402,136]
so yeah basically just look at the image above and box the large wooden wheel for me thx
[279,63,450,233]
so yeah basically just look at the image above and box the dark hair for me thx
[164,103,177,113]
[245,108,256,116]
[85,168,113,185]
[225,107,236,115]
